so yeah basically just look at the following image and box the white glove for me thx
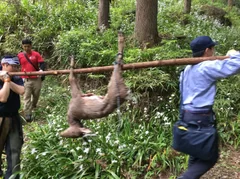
[226,49,239,56]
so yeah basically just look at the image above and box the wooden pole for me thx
[8,56,229,76]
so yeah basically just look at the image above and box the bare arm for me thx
[0,82,10,102]
[9,81,24,95]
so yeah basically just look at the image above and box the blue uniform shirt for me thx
[0,76,24,114]
[180,52,240,111]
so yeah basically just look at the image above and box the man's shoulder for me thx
[31,50,41,56]
[17,52,25,61]
[17,52,24,56]
[32,50,44,62]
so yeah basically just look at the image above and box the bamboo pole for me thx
[8,56,229,76]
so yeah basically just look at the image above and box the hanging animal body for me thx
[60,56,129,138]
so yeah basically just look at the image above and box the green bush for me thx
[0,0,238,178]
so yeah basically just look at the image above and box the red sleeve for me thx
[34,51,44,63]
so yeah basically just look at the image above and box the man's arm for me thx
[199,52,240,80]
[39,62,46,71]
[36,52,45,70]
[0,82,10,102]
[9,82,24,95]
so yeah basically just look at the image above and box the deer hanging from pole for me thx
[60,32,129,138]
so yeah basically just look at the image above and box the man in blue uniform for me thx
[177,36,240,179]
[0,56,24,179]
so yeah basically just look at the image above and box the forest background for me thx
[0,0,240,178]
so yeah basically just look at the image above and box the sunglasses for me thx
[9,64,20,69]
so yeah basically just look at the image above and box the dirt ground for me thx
[201,146,240,179]
[157,146,240,179]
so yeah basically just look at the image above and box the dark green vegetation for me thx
[1,0,240,178]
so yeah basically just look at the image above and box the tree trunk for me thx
[98,0,110,32]
[134,0,160,48]
[184,0,191,14]
[228,0,233,8]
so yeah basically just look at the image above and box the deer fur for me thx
[60,56,128,138]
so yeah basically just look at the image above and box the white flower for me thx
[118,144,127,149]
[111,160,117,164]
[106,133,111,142]
[79,165,83,170]
[144,107,147,113]
[76,147,80,151]
[63,145,69,148]
[31,148,37,154]
[96,148,101,153]
[163,117,168,121]
[145,131,149,135]
[114,140,119,145]
[164,122,171,126]
[83,148,90,154]
[41,152,47,156]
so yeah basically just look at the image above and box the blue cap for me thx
[1,56,20,65]
[190,36,217,55]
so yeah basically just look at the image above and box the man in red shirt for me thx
[17,39,46,122]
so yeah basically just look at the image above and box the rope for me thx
[113,53,123,133]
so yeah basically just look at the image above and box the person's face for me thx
[204,46,215,57]
[22,44,32,53]
[2,63,20,72]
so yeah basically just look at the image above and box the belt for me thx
[182,110,216,126]
[24,78,38,81]
[183,109,212,114]
[0,112,18,117]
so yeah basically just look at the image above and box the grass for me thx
[0,0,238,178]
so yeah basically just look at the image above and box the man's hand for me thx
[0,71,10,82]
[0,71,8,76]
[226,49,239,56]
[37,69,43,78]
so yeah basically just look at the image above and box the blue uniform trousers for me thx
[178,110,219,179]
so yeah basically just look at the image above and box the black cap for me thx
[190,36,217,55]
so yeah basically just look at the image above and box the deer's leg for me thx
[69,58,84,98]
[60,112,92,138]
